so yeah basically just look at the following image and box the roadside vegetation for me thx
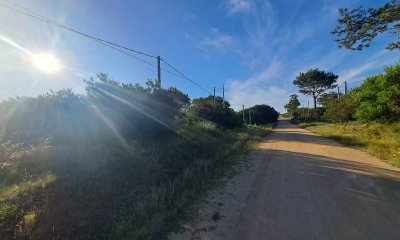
[0,74,277,240]
[288,63,400,168]
[302,122,400,167]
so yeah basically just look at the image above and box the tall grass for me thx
[303,122,400,167]
[0,122,272,240]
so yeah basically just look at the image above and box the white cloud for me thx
[338,62,375,84]
[226,0,254,15]
[211,0,399,113]
[337,49,400,85]
[226,60,290,112]
[199,28,238,54]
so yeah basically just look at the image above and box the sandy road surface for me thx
[170,120,400,240]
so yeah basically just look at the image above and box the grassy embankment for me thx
[300,122,400,167]
[0,123,272,240]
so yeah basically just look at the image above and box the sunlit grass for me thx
[22,211,37,234]
[303,122,400,167]
[242,124,274,138]
[0,120,274,240]
[0,172,56,201]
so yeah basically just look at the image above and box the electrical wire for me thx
[347,79,364,84]
[2,0,157,59]
[0,2,212,94]
[161,58,212,94]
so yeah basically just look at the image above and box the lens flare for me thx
[31,53,61,73]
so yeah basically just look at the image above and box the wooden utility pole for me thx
[213,87,216,104]
[157,56,161,88]
[242,105,245,123]
[337,85,340,99]
[249,109,251,125]
[344,81,348,95]
[222,85,225,109]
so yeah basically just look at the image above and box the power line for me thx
[161,58,212,94]
[0,2,212,94]
[0,3,155,65]
[2,0,157,59]
[338,79,364,88]
[347,79,364,84]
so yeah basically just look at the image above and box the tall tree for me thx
[332,0,400,51]
[293,69,338,109]
[284,94,301,114]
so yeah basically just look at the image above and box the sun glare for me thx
[31,53,61,73]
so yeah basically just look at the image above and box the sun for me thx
[31,53,61,73]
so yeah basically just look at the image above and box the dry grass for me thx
[0,123,273,240]
[303,122,400,167]
[0,173,56,201]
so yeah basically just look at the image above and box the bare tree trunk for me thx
[313,95,317,109]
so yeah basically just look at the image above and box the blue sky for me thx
[0,0,398,112]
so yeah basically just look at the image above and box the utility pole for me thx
[344,81,348,95]
[213,86,216,104]
[242,105,245,123]
[337,85,340,99]
[249,109,251,125]
[222,85,225,109]
[307,101,310,117]
[157,56,161,88]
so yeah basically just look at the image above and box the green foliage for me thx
[0,89,89,144]
[0,72,270,239]
[292,107,324,123]
[0,204,23,230]
[293,68,338,109]
[332,0,400,50]
[242,124,273,138]
[284,94,300,114]
[187,96,242,129]
[352,63,400,122]
[0,73,188,145]
[245,104,279,124]
[323,93,356,122]
[318,92,339,108]
[85,73,181,139]
[165,87,190,109]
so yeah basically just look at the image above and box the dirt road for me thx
[170,120,400,240]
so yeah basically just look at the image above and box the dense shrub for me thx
[0,89,93,144]
[187,96,242,129]
[241,104,279,124]
[85,74,182,139]
[323,93,356,122]
[0,74,187,144]
[0,101,271,240]
[292,107,324,123]
[0,73,272,239]
[352,63,400,122]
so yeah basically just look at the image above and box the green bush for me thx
[352,63,400,122]
[0,72,268,239]
[187,96,242,129]
[240,104,279,124]
[292,107,324,123]
[323,94,356,122]
[0,74,187,145]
